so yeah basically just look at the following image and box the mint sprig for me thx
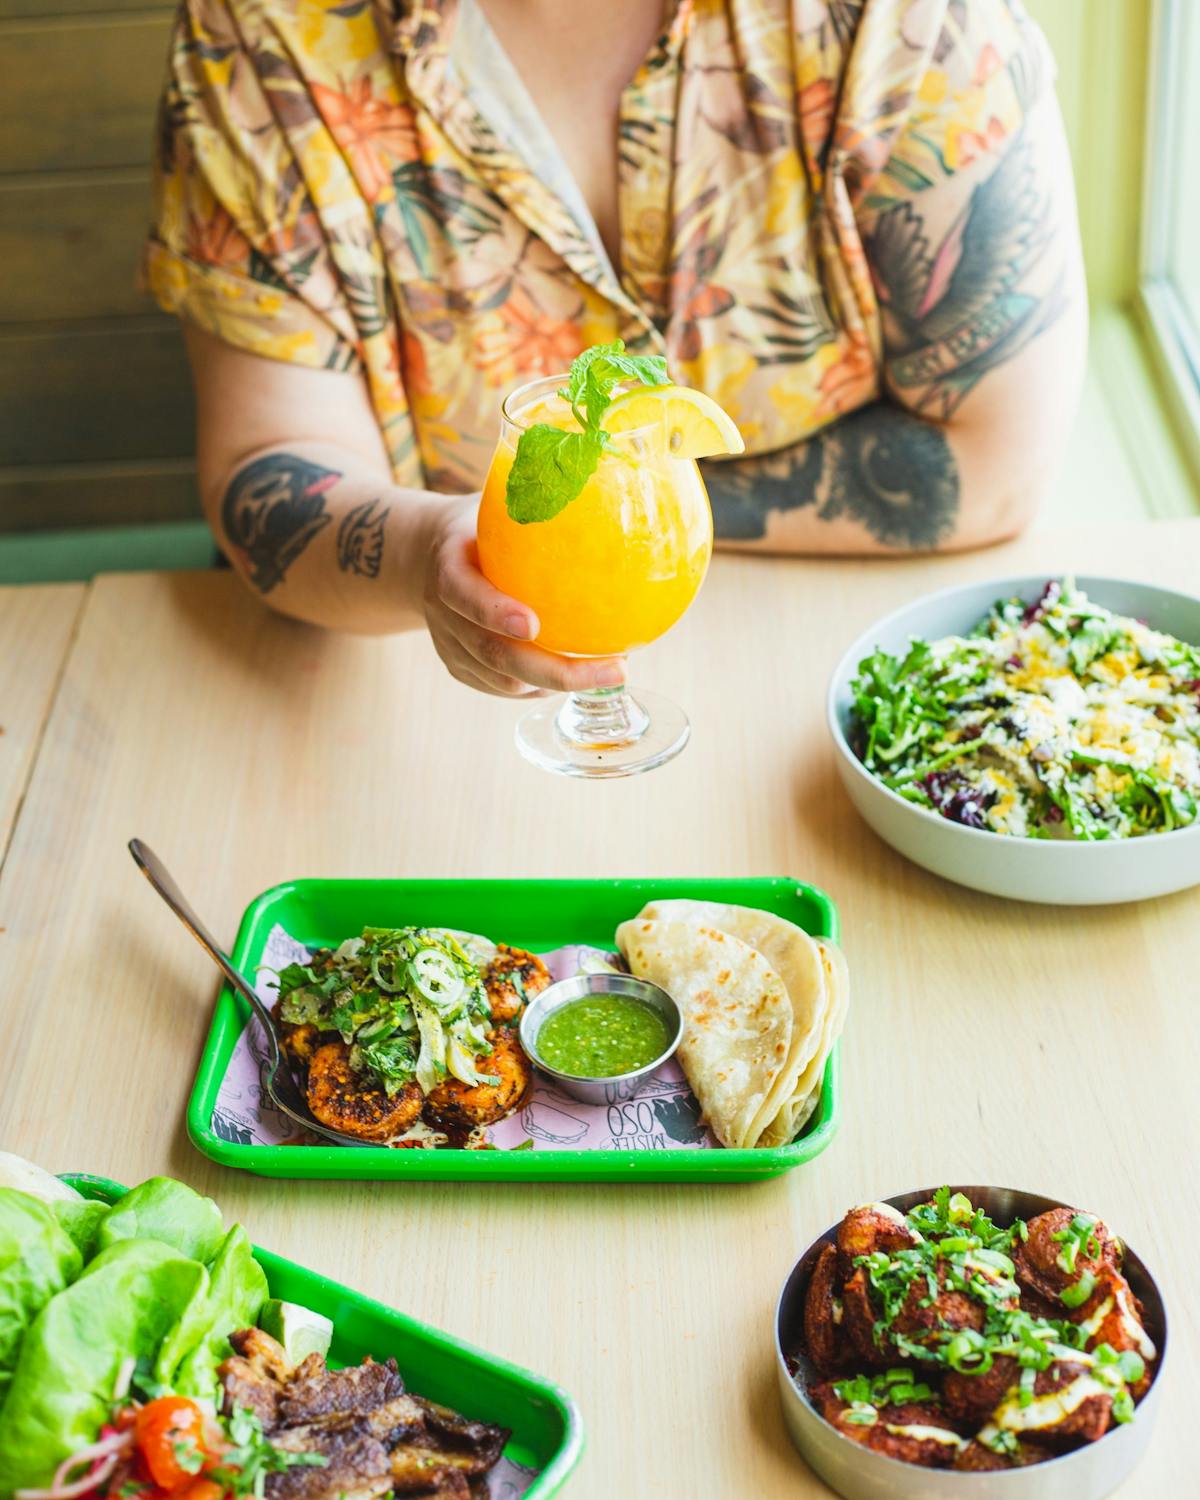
[504,340,669,524]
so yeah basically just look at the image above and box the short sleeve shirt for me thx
[145,0,1051,491]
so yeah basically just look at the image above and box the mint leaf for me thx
[505,424,606,523]
[563,341,669,427]
[564,342,626,410]
[505,341,667,523]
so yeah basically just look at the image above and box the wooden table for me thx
[1,522,1197,1498]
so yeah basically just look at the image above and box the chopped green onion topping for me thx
[1060,1271,1097,1309]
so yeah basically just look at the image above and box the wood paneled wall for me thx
[0,1,197,533]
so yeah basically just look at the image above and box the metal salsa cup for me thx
[519,973,683,1105]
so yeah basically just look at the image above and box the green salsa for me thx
[535,996,672,1078]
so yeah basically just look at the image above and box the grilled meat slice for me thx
[387,1396,510,1491]
[219,1326,293,1428]
[389,1448,474,1495]
[267,1415,393,1500]
[220,1329,510,1499]
[416,1394,510,1470]
[280,1354,406,1425]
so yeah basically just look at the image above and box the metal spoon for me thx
[128,839,367,1148]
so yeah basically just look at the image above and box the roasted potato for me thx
[803,1244,849,1376]
[809,1384,964,1468]
[1068,1269,1156,1394]
[836,1203,919,1268]
[1013,1207,1121,1306]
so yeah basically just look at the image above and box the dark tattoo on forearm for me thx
[703,403,958,549]
[221,453,339,592]
[704,121,1069,547]
[336,499,389,578]
[867,128,1070,420]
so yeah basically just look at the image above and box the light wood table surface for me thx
[1,523,1198,1498]
[0,583,83,862]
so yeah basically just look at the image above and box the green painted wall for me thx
[1027,0,1151,305]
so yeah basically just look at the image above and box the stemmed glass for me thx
[476,374,713,778]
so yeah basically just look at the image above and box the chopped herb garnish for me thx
[272,927,493,1095]
[1052,1213,1100,1276]
[208,1407,328,1498]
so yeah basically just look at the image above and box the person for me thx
[146,0,1086,698]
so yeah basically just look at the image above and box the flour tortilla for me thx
[615,918,793,1149]
[757,939,848,1147]
[633,900,828,1146]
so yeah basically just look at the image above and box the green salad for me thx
[0,1157,513,1499]
[851,579,1200,840]
[273,927,496,1095]
[0,1163,309,1497]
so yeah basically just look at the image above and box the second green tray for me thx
[63,1174,581,1496]
[187,876,842,1182]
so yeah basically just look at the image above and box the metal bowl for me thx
[775,1186,1168,1500]
[826,575,1200,903]
[519,973,682,1104]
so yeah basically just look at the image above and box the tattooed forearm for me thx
[337,498,389,578]
[221,452,340,592]
[866,126,1070,420]
[702,402,958,549]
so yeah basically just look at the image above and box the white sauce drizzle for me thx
[1115,1284,1157,1361]
[988,1374,1108,1434]
[883,1424,967,1449]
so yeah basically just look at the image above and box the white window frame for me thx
[1138,0,1200,483]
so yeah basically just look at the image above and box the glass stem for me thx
[555,687,650,750]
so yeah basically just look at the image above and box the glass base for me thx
[515,686,690,779]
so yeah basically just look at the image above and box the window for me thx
[1140,0,1200,475]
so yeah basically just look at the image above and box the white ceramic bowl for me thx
[826,575,1200,904]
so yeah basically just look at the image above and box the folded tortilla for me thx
[757,939,848,1147]
[617,902,848,1150]
[614,918,792,1149]
[634,900,827,1142]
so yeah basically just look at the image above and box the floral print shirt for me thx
[146,0,1050,492]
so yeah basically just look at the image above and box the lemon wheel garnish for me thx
[603,385,746,458]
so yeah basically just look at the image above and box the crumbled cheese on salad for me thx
[851,579,1200,840]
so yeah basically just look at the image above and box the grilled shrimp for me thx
[483,945,551,1024]
[424,1031,532,1130]
[306,1040,423,1142]
[279,1020,320,1070]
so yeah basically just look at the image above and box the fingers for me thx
[451,617,626,694]
[434,529,540,643]
[429,630,545,699]
[427,505,626,698]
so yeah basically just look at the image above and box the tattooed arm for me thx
[704,88,1086,554]
[184,327,624,696]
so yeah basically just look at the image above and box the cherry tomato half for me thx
[171,1480,226,1500]
[133,1398,221,1489]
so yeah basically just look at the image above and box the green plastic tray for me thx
[187,877,842,1182]
[62,1174,582,1497]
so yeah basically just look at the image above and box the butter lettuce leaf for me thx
[96,1176,224,1264]
[0,1239,207,1494]
[0,1191,82,1396]
[171,1226,267,1398]
[50,1198,108,1261]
